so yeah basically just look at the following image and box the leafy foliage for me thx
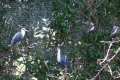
[1,0,120,80]
[50,0,78,41]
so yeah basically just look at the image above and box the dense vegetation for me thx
[0,0,120,80]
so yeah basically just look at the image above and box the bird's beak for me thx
[25,29,29,32]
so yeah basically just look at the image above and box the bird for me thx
[109,25,119,41]
[56,46,71,69]
[42,18,51,27]
[42,18,49,22]
[86,22,95,36]
[11,28,28,46]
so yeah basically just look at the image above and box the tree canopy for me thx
[0,0,120,80]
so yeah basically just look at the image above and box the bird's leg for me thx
[116,37,120,42]
[64,56,67,80]
[16,44,20,54]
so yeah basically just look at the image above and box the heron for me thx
[42,18,51,26]
[11,28,28,48]
[109,26,119,41]
[86,22,95,36]
[56,46,71,69]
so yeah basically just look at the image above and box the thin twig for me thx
[108,47,120,62]
[107,65,112,75]
[79,10,89,19]
[47,74,59,79]
[69,65,81,76]
[100,40,120,44]
[85,71,92,78]
[94,40,120,80]
[92,0,105,13]
[91,63,108,80]
[64,56,67,80]
[100,43,112,65]
[104,42,105,54]
[112,71,120,79]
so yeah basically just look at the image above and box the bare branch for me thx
[92,0,105,14]
[100,40,120,44]
[79,10,89,19]
[91,63,108,80]
[47,74,59,79]
[100,43,112,65]
[69,65,82,76]
[108,47,120,62]
[107,65,112,75]
[94,40,120,79]
[112,71,120,79]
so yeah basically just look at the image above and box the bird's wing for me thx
[90,25,94,31]
[60,55,71,69]
[11,32,23,45]
[86,29,90,36]
[109,28,118,41]
[65,57,71,69]
[86,25,94,36]
[111,28,117,35]
[59,55,65,67]
[109,34,113,41]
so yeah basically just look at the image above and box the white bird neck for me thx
[112,28,117,34]
[21,30,25,38]
[57,49,61,62]
[90,26,94,31]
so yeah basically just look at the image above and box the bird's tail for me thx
[86,30,89,37]
[109,35,113,41]
[68,65,71,70]
[10,41,14,46]
[69,66,72,70]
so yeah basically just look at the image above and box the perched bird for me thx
[42,18,51,27]
[11,28,28,46]
[42,18,49,22]
[56,46,71,69]
[109,26,119,41]
[86,22,95,36]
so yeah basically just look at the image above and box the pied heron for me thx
[11,28,28,46]
[56,46,71,69]
[109,25,119,41]
[86,22,95,36]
